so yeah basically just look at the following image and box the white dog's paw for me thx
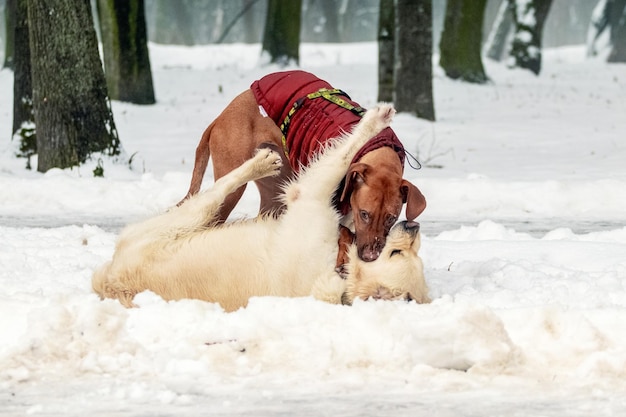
[252,148,283,178]
[311,272,347,305]
[362,103,395,132]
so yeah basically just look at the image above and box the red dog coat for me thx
[250,70,406,171]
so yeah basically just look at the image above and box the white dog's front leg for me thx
[291,104,395,204]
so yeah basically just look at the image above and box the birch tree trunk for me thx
[484,0,514,61]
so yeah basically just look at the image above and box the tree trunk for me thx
[377,0,394,102]
[12,0,35,168]
[395,0,435,121]
[27,0,121,172]
[439,0,488,83]
[151,0,194,45]
[484,0,514,61]
[508,0,554,75]
[3,0,15,69]
[320,0,340,42]
[262,0,302,66]
[97,0,155,104]
[242,0,263,43]
[608,0,626,62]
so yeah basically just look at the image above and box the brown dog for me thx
[179,70,426,262]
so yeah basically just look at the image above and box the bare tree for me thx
[97,0,156,104]
[27,0,121,172]
[12,0,35,167]
[439,0,488,83]
[588,0,626,62]
[508,0,554,75]
[261,0,302,65]
[3,0,15,68]
[608,0,626,61]
[395,0,435,121]
[377,0,394,102]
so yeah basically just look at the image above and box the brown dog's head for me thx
[340,161,426,262]
[341,220,430,305]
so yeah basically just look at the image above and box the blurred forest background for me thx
[1,0,624,174]
[136,0,595,48]
[0,0,607,54]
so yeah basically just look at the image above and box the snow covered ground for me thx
[1,42,625,416]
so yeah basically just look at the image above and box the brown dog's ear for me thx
[339,163,369,203]
[401,179,426,220]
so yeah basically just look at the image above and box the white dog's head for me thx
[342,221,430,305]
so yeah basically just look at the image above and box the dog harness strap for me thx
[309,88,366,117]
[279,88,366,158]
[278,97,305,158]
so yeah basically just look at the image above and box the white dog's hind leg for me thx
[122,149,282,242]
[287,104,395,204]
[171,147,283,232]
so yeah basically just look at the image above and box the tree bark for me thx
[3,0,15,69]
[395,0,435,121]
[439,0,488,83]
[608,0,626,62]
[320,0,340,42]
[151,0,194,45]
[508,0,554,75]
[27,0,121,172]
[377,0,394,102]
[12,0,35,167]
[262,0,302,65]
[242,0,263,43]
[97,0,155,104]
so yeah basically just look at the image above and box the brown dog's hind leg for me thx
[178,123,214,206]
[255,142,295,217]
[213,184,247,223]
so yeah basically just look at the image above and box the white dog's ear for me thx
[339,163,369,203]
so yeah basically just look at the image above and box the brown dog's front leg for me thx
[335,225,355,278]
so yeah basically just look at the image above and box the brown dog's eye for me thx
[385,215,397,228]
[360,210,370,222]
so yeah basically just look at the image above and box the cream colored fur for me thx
[92,104,429,312]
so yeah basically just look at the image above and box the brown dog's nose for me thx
[360,239,384,262]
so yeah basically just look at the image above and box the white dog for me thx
[92,104,429,312]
